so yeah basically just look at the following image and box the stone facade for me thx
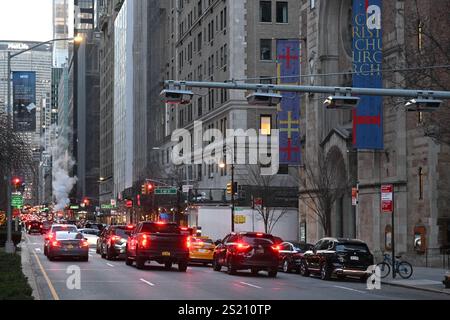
[299,0,450,267]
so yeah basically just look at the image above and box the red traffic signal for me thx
[147,183,154,192]
[12,177,21,186]
[83,198,90,206]
[126,200,133,208]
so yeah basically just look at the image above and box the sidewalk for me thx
[18,233,41,300]
[382,266,450,295]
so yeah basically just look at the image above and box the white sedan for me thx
[78,228,100,246]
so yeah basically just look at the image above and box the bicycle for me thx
[377,254,413,279]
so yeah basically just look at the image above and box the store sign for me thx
[381,185,393,214]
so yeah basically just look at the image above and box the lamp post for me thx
[4,36,83,254]
[219,139,236,233]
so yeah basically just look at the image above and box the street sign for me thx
[11,193,23,209]
[155,187,178,195]
[101,204,115,210]
[70,205,80,210]
[182,185,193,193]
[381,185,394,213]
[352,188,359,206]
[234,215,246,224]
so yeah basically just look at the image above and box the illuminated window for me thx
[260,115,272,136]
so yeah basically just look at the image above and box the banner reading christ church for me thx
[277,39,301,165]
[352,0,383,150]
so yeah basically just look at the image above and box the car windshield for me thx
[55,232,83,240]
[242,236,274,246]
[141,223,180,234]
[114,228,128,238]
[52,225,77,233]
[336,243,369,253]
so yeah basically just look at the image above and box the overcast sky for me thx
[0,0,53,42]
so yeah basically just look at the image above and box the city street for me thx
[23,233,450,301]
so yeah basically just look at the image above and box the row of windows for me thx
[260,1,289,24]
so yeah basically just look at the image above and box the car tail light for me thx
[187,236,191,249]
[51,241,61,247]
[81,240,89,247]
[236,242,251,251]
[256,233,264,237]
[47,232,55,240]
[110,235,120,244]
[271,245,280,252]
[140,234,150,248]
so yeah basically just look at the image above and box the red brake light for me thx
[127,225,134,229]
[140,234,149,248]
[156,222,166,225]
[236,242,251,250]
[48,233,55,240]
[180,227,189,231]
[271,245,280,251]
[256,233,264,237]
[51,240,60,247]
[186,236,192,249]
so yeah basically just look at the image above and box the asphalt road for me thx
[23,233,450,301]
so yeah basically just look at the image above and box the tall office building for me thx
[53,0,74,67]
[0,41,53,204]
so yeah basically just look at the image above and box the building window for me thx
[260,39,272,60]
[419,167,424,200]
[276,2,288,23]
[418,20,425,53]
[260,115,272,136]
[260,1,272,23]
[310,0,315,9]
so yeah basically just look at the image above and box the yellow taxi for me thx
[188,236,216,266]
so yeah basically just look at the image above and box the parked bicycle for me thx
[377,254,413,279]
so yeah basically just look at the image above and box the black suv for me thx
[98,225,134,260]
[299,238,374,281]
[213,232,280,277]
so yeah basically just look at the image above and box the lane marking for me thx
[32,251,60,301]
[35,248,41,252]
[333,285,366,294]
[240,282,262,289]
[106,263,115,268]
[140,279,155,287]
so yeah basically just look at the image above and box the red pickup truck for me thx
[125,222,190,272]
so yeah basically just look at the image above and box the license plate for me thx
[350,256,359,261]
[67,245,74,249]
[198,249,207,253]
[162,252,171,257]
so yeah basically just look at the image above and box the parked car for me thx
[212,232,280,277]
[44,224,78,256]
[279,241,314,273]
[98,225,133,260]
[189,237,216,266]
[46,231,89,261]
[78,228,100,246]
[27,221,42,234]
[299,238,374,281]
[125,222,190,271]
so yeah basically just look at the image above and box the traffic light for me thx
[147,183,154,194]
[83,198,90,207]
[12,177,21,188]
[141,184,147,195]
[227,182,232,195]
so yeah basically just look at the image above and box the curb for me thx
[382,281,450,296]
[20,233,42,300]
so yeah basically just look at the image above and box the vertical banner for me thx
[277,40,301,165]
[352,0,383,150]
[13,71,37,132]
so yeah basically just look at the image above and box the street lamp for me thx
[4,36,83,254]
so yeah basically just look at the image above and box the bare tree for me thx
[298,149,349,237]
[386,0,450,145]
[0,114,34,211]
[246,165,295,234]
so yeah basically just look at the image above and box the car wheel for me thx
[320,263,331,281]
[268,268,278,278]
[178,261,188,272]
[282,260,290,273]
[165,262,173,270]
[136,256,146,270]
[125,253,133,266]
[212,257,222,272]
[299,260,310,277]
[227,260,237,275]
[106,246,114,261]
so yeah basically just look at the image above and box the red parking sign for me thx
[381,185,393,214]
